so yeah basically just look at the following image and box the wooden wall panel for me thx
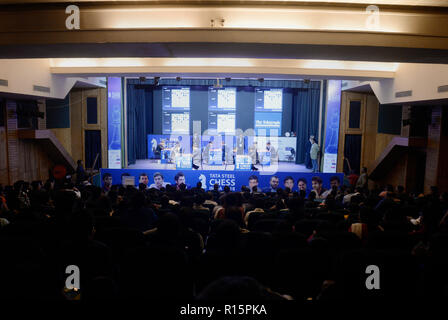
[51,128,72,156]
[6,100,19,183]
[71,88,108,169]
[375,133,397,160]
[362,94,379,169]
[70,90,83,164]
[0,127,8,185]
[376,155,408,188]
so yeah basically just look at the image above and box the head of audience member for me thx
[266,141,271,150]
[309,136,315,144]
[284,176,294,190]
[248,175,259,192]
[174,172,186,190]
[225,206,244,227]
[213,183,219,192]
[311,176,323,194]
[329,176,341,190]
[31,180,43,191]
[298,178,307,192]
[223,185,231,194]
[153,172,164,189]
[361,167,368,174]
[269,176,279,190]
[102,173,113,189]
[139,173,149,186]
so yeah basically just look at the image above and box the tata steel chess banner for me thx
[100,168,343,193]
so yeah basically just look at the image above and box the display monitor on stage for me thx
[208,112,235,135]
[208,87,236,134]
[163,87,190,110]
[163,111,190,134]
[255,88,283,112]
[208,87,236,111]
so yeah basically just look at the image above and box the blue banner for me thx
[323,80,342,173]
[254,112,282,136]
[107,77,122,169]
[100,168,343,193]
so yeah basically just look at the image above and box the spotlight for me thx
[258,78,264,83]
[139,76,146,82]
[176,76,182,82]
[154,76,160,86]
[304,79,311,84]
[225,77,231,82]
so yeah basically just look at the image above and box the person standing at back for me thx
[310,137,320,173]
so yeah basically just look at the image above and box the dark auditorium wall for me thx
[0,98,54,184]
[338,91,412,189]
[338,91,448,192]
[0,98,8,185]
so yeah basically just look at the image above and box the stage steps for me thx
[369,136,426,181]
[17,129,76,172]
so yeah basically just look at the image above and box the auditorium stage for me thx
[127,159,312,173]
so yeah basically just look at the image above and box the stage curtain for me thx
[294,82,321,165]
[127,82,148,165]
[84,130,102,169]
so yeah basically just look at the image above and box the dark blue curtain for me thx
[127,82,153,164]
[294,82,321,164]
[343,134,362,174]
[85,130,101,169]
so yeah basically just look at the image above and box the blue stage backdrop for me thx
[100,168,343,193]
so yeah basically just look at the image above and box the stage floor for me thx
[127,160,312,173]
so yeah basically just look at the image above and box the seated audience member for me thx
[174,172,188,190]
[311,176,326,199]
[149,172,170,190]
[102,173,113,194]
[139,173,149,189]
[197,276,290,301]
[356,167,369,190]
[263,176,280,193]
[75,160,86,185]
[204,192,218,207]
[343,187,363,205]
[297,178,307,193]
[120,191,158,232]
[211,183,220,201]
[248,175,262,193]
[322,176,341,199]
[283,176,294,191]
[244,197,266,227]
[347,170,359,188]
[193,194,210,214]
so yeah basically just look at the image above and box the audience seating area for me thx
[1,178,448,300]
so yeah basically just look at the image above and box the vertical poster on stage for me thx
[107,77,122,169]
[323,80,342,173]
